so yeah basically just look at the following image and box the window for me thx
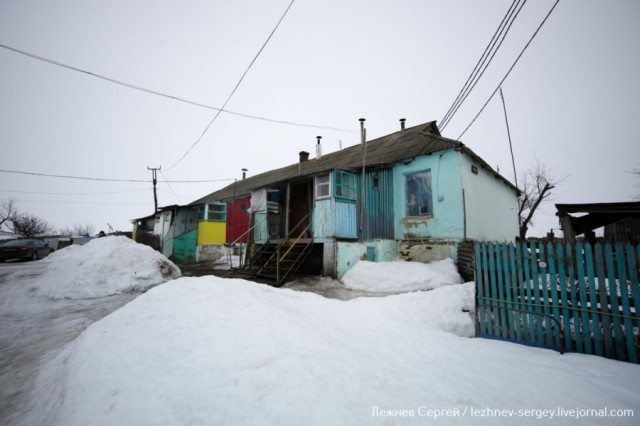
[334,170,356,200]
[372,172,379,189]
[405,170,433,216]
[199,203,226,222]
[315,174,331,199]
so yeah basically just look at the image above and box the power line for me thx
[14,199,149,206]
[159,169,183,204]
[0,168,235,183]
[440,0,526,131]
[441,0,519,129]
[0,188,151,195]
[458,0,560,140]
[0,37,352,133]
[167,0,296,170]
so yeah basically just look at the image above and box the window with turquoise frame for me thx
[405,170,432,216]
[199,203,227,222]
[334,170,356,201]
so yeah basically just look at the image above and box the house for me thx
[189,119,519,282]
[132,204,199,262]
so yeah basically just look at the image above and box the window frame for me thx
[199,202,227,222]
[334,170,357,201]
[405,170,433,217]
[314,174,331,200]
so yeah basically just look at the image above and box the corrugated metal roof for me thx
[191,120,518,205]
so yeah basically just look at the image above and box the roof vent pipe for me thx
[316,136,322,159]
[400,118,406,130]
[359,118,366,146]
[299,151,310,163]
[241,168,248,179]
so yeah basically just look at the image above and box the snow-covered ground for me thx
[3,240,640,425]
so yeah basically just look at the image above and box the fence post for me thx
[584,244,602,356]
[615,243,636,363]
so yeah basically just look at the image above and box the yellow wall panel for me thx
[197,221,226,245]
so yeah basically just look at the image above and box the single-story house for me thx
[189,119,519,282]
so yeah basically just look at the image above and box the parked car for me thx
[0,239,54,262]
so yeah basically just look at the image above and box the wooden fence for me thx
[475,242,640,363]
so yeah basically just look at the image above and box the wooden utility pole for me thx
[147,166,161,213]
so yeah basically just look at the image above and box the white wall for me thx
[459,154,519,242]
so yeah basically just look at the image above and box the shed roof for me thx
[555,202,640,235]
[191,120,518,205]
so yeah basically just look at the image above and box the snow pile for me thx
[33,236,181,299]
[342,258,463,292]
[24,276,640,426]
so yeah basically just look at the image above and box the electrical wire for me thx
[0,168,235,183]
[14,199,149,206]
[457,0,560,140]
[0,188,151,195]
[440,0,526,131]
[441,0,520,129]
[159,169,182,204]
[167,0,296,171]
[0,36,352,133]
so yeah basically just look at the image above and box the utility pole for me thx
[499,87,518,190]
[147,166,161,213]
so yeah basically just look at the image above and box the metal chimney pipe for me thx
[359,118,366,146]
[241,168,247,179]
[316,136,322,158]
[400,118,406,130]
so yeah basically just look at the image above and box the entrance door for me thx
[288,182,311,237]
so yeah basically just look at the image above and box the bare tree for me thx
[0,197,18,231]
[8,212,54,238]
[59,223,95,237]
[518,159,563,240]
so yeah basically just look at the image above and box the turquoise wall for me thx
[393,149,464,240]
[312,199,334,239]
[312,195,357,239]
[253,212,268,243]
[335,200,357,238]
[335,239,397,279]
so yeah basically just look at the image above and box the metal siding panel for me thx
[197,221,226,244]
[335,201,357,238]
[363,169,394,239]
[254,213,268,243]
[226,197,250,243]
[313,199,334,238]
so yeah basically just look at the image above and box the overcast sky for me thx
[1,0,638,236]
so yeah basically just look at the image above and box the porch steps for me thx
[237,239,313,287]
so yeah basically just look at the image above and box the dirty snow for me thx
[32,236,181,299]
[342,258,463,292]
[21,275,640,426]
[4,250,639,425]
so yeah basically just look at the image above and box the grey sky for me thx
[1,0,638,235]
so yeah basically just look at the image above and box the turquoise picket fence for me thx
[475,242,640,364]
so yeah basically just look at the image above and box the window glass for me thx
[207,203,226,222]
[406,170,433,216]
[334,171,356,200]
[315,174,331,199]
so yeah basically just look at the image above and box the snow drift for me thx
[33,236,181,299]
[23,274,640,426]
[342,258,463,292]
